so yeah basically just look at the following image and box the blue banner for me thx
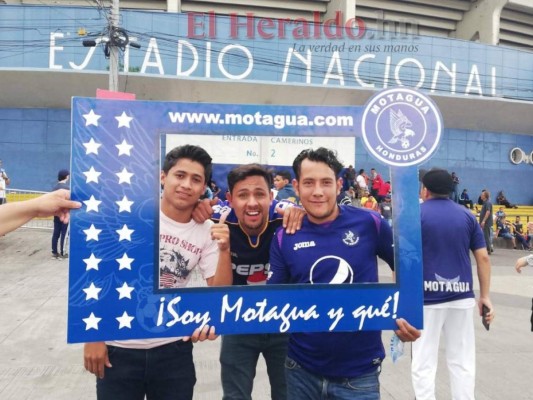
[67,90,440,343]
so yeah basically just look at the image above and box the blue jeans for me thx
[51,216,68,254]
[96,340,196,400]
[285,357,381,400]
[220,334,288,400]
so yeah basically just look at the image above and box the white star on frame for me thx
[83,253,102,271]
[116,196,134,213]
[83,138,102,155]
[83,312,102,331]
[115,112,133,128]
[116,282,134,299]
[116,168,133,184]
[83,282,102,301]
[116,225,134,241]
[83,167,102,184]
[83,110,101,127]
[83,195,102,212]
[116,139,134,156]
[116,253,134,270]
[116,311,135,329]
[84,224,102,241]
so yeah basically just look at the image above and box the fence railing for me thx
[5,188,53,230]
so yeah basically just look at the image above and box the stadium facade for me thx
[0,0,532,203]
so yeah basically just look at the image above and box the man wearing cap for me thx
[412,168,494,400]
[51,169,70,259]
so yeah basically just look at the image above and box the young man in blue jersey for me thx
[267,147,420,400]
[412,168,494,400]
[211,164,304,400]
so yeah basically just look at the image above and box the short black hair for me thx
[292,147,343,180]
[275,170,292,181]
[227,164,272,193]
[162,145,212,183]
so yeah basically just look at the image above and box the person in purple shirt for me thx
[268,147,420,400]
[412,168,494,400]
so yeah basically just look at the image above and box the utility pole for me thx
[109,0,120,91]
[81,0,139,84]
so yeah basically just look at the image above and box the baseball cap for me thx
[58,169,70,181]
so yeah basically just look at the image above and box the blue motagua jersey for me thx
[268,205,394,379]
[420,198,486,305]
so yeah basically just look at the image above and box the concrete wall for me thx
[1,107,532,204]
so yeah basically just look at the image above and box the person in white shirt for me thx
[355,168,368,199]
[515,254,533,273]
[83,145,232,400]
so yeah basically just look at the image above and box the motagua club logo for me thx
[361,87,442,167]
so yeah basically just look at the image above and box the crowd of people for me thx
[337,166,393,224]
[476,190,532,253]
[441,181,533,253]
[3,148,533,400]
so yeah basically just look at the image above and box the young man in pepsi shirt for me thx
[268,147,420,400]
[211,164,304,400]
[412,168,494,400]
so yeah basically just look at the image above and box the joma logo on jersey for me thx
[293,241,316,251]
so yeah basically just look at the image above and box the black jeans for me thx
[97,340,196,400]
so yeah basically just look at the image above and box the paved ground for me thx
[0,228,532,399]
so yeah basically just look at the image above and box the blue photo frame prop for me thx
[68,89,442,343]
